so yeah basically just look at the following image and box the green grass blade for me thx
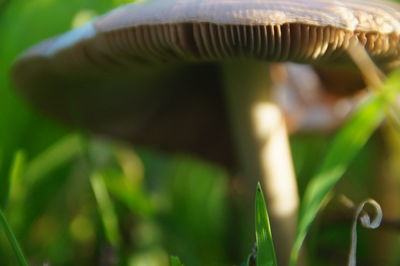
[0,209,28,266]
[0,149,6,208]
[240,256,251,266]
[1,150,26,209]
[290,71,400,265]
[8,150,26,206]
[90,171,120,247]
[255,183,277,266]
[25,134,82,187]
[170,256,184,266]
[103,170,153,217]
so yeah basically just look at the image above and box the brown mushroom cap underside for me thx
[99,22,400,67]
[12,3,400,168]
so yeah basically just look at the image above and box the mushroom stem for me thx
[223,59,299,266]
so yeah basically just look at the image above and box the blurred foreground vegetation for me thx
[2,0,400,265]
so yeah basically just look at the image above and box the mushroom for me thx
[11,0,400,265]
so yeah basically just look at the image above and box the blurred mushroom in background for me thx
[271,63,366,134]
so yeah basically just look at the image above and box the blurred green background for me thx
[1,0,400,265]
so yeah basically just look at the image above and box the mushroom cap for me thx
[12,0,400,166]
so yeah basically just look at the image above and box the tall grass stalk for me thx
[90,171,120,247]
[0,209,28,266]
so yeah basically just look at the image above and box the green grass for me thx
[0,210,28,266]
[0,150,27,266]
[255,184,277,266]
[170,256,184,266]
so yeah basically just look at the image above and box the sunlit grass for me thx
[170,256,184,266]
[90,171,120,247]
[255,183,277,266]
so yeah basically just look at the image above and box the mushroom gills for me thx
[104,22,400,67]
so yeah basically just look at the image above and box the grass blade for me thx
[1,150,26,209]
[170,256,184,266]
[8,150,26,206]
[25,133,82,187]
[0,209,28,266]
[90,171,120,247]
[255,183,277,266]
[290,71,400,265]
[240,256,251,266]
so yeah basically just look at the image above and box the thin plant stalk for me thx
[90,171,120,247]
[0,209,28,266]
[348,199,382,266]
